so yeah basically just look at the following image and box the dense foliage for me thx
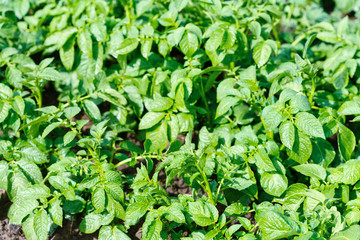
[1,0,360,239]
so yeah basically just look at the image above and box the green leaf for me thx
[164,203,185,223]
[79,213,103,234]
[249,21,261,38]
[13,184,50,202]
[34,209,50,240]
[333,64,349,89]
[139,112,165,130]
[90,21,107,42]
[118,38,139,55]
[64,107,81,120]
[216,96,239,119]
[84,100,101,122]
[20,146,47,164]
[12,96,25,117]
[63,131,76,145]
[0,161,9,189]
[258,211,300,240]
[225,177,255,192]
[158,10,177,26]
[338,100,360,116]
[45,28,77,49]
[77,29,93,58]
[337,16,348,37]
[289,131,312,164]
[42,122,62,139]
[262,105,283,131]
[49,199,63,227]
[0,101,10,123]
[311,138,335,167]
[144,96,173,112]
[253,41,272,67]
[290,93,311,112]
[104,183,124,203]
[338,123,355,160]
[145,121,168,153]
[293,164,326,180]
[13,0,30,19]
[141,39,153,59]
[38,68,62,81]
[0,83,13,99]
[279,121,295,150]
[8,199,38,224]
[329,159,360,185]
[330,225,360,240]
[99,225,131,240]
[92,187,106,212]
[120,141,143,154]
[254,148,276,172]
[295,112,325,139]
[188,202,219,227]
[125,196,149,227]
[142,218,163,240]
[22,214,37,240]
[260,172,288,197]
[180,32,198,57]
[136,0,153,16]
[17,159,43,184]
[59,40,75,71]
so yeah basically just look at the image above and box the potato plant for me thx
[1,0,360,239]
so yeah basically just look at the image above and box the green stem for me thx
[215,177,225,202]
[200,79,213,130]
[114,155,161,168]
[309,77,316,106]
[195,162,215,205]
[272,21,280,42]
[260,116,273,140]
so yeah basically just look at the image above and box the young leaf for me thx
[279,121,295,150]
[257,211,300,240]
[289,131,312,164]
[84,100,101,121]
[338,123,355,160]
[8,199,38,224]
[0,101,10,123]
[77,29,93,58]
[328,159,360,185]
[139,112,165,130]
[34,209,50,240]
[262,105,283,131]
[293,164,327,180]
[124,196,149,227]
[63,131,76,145]
[180,32,198,57]
[12,96,25,117]
[79,213,103,234]
[260,172,288,197]
[99,225,131,240]
[295,112,325,139]
[188,202,219,227]
[49,199,63,227]
[92,187,106,212]
[118,39,139,55]
[253,41,272,67]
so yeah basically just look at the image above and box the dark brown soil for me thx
[0,190,99,240]
[0,190,26,240]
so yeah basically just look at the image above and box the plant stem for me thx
[195,162,215,205]
[215,177,225,202]
[200,78,213,130]
[309,77,316,106]
[114,155,161,168]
